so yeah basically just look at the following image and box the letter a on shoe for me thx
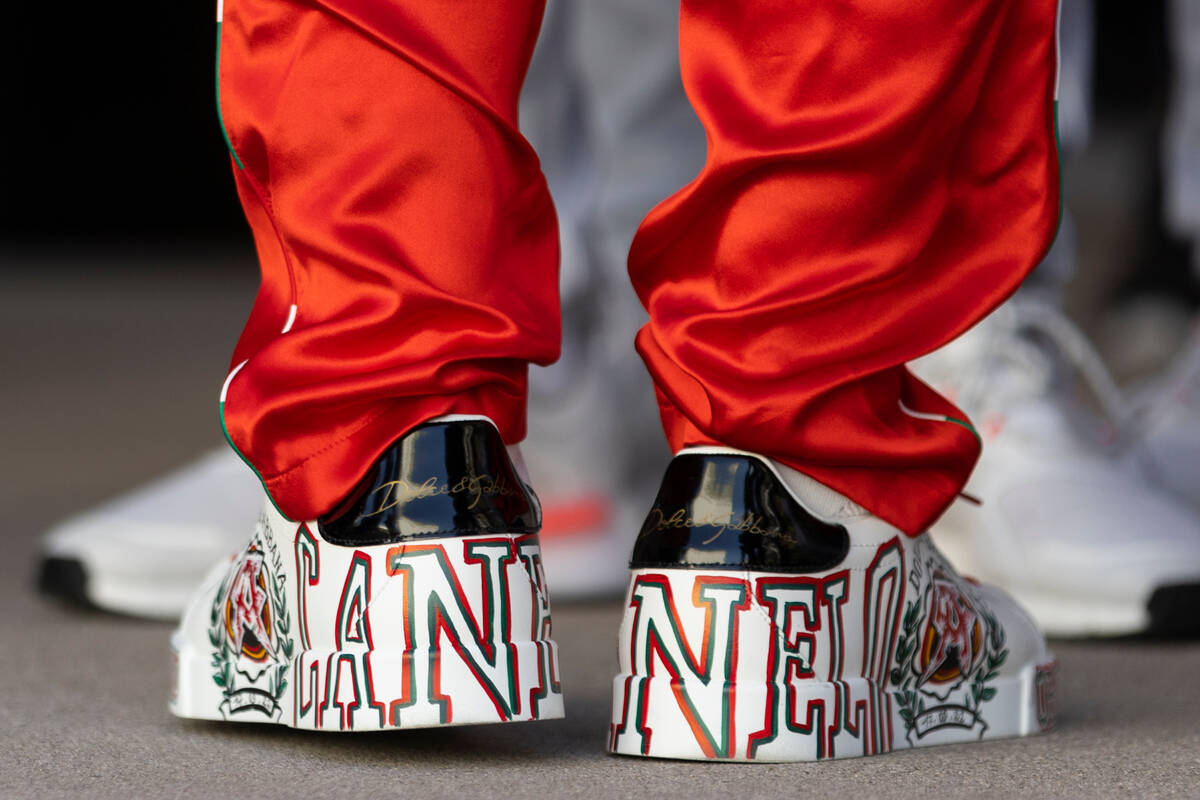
[609,448,1057,762]
[170,417,564,730]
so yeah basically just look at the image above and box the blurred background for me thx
[3,3,250,250]
[3,2,256,518]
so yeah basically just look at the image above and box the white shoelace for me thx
[1011,298,1130,429]
[914,297,1131,445]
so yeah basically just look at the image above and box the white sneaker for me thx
[170,417,564,730]
[608,448,1056,761]
[37,448,261,619]
[914,300,1200,637]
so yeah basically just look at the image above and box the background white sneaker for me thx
[37,447,261,619]
[914,299,1200,637]
[37,397,649,620]
[1129,324,1200,509]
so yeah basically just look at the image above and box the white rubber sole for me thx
[171,522,564,731]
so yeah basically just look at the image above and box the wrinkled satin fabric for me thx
[217,0,1059,534]
[631,0,1060,534]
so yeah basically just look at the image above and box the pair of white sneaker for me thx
[164,415,1056,761]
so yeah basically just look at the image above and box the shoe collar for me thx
[676,446,870,523]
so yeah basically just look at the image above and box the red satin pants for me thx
[217,0,1060,535]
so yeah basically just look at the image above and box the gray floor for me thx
[2,258,1199,799]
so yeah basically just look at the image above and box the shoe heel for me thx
[608,563,1058,762]
[171,528,563,731]
[608,566,889,762]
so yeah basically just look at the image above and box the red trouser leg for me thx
[217,0,557,520]
[630,0,1061,534]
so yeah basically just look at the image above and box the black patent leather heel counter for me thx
[629,453,849,573]
[318,420,539,546]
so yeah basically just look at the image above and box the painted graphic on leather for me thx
[611,537,905,760]
[290,527,561,730]
[208,511,293,721]
[890,541,1007,743]
[610,535,1035,761]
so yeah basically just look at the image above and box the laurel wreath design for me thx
[207,521,293,706]
[266,533,293,701]
[890,599,925,729]
[208,570,234,690]
[969,608,1006,707]
[889,563,1010,739]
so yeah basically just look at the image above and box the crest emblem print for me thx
[208,513,294,720]
[916,571,985,692]
[224,549,274,660]
[891,542,1007,743]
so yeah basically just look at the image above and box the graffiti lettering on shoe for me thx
[291,532,558,730]
[611,538,905,760]
[206,521,560,730]
[610,537,1025,760]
